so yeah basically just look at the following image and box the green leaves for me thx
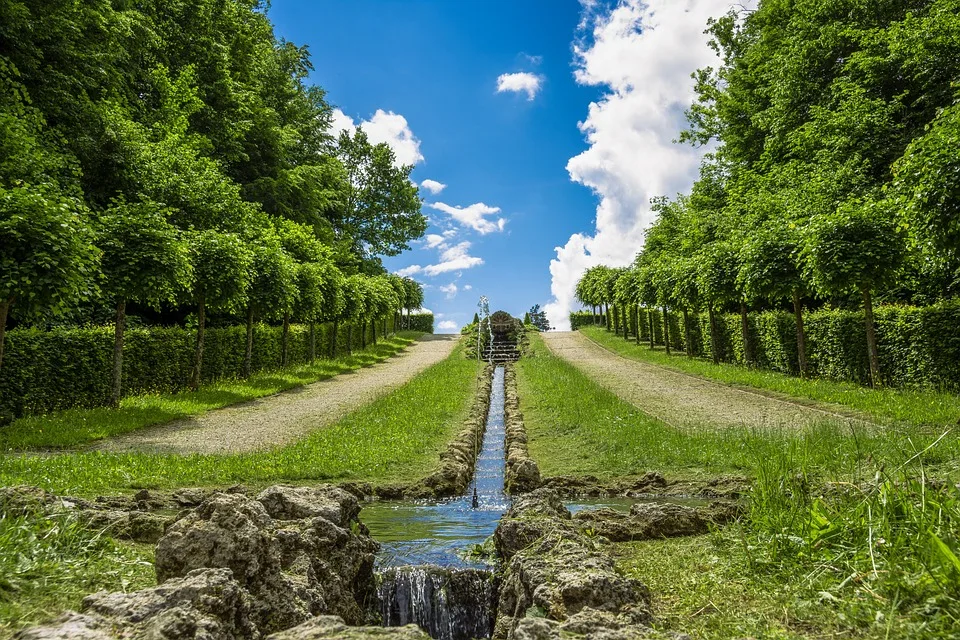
[188,230,252,313]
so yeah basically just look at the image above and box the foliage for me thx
[526,304,551,331]
[406,312,434,334]
[188,230,252,312]
[0,317,401,420]
[0,186,99,319]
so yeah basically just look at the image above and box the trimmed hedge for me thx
[569,311,603,330]
[0,316,398,417]
[582,301,960,390]
[403,312,434,334]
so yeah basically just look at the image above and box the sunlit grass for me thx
[0,342,481,496]
[580,325,960,428]
[1,332,422,450]
[0,512,155,638]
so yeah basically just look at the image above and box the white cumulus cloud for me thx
[439,283,458,299]
[496,72,544,100]
[543,0,752,330]
[420,179,447,194]
[331,108,424,167]
[424,241,484,276]
[427,202,506,235]
[395,265,423,277]
[437,320,458,332]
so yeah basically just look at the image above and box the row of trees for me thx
[0,0,428,403]
[577,0,960,387]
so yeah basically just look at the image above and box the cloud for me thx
[437,320,458,331]
[395,265,422,277]
[463,284,473,291]
[496,72,544,100]
[420,179,447,195]
[521,53,544,66]
[424,241,484,275]
[439,282,458,299]
[544,0,751,330]
[331,108,424,167]
[423,234,447,249]
[427,202,506,234]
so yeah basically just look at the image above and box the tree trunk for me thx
[281,311,290,367]
[663,306,671,355]
[740,302,754,366]
[0,297,11,371]
[111,299,126,407]
[648,310,655,349]
[244,306,254,377]
[330,320,338,359]
[190,296,206,391]
[622,306,629,340]
[683,309,693,358]
[372,317,378,345]
[347,323,353,355]
[708,306,720,365]
[309,321,316,363]
[361,319,367,348]
[793,291,808,377]
[603,304,609,329]
[634,306,641,345]
[862,285,881,387]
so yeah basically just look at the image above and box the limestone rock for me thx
[155,488,378,634]
[493,489,652,639]
[256,485,360,526]
[13,613,114,640]
[266,615,430,639]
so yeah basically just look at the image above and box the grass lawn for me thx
[0,341,481,496]
[518,331,960,638]
[1,332,422,450]
[580,325,960,428]
[0,512,155,638]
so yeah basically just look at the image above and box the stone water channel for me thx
[365,365,508,640]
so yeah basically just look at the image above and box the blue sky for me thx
[268,1,744,332]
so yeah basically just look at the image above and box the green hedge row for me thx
[401,312,433,333]
[587,301,960,390]
[569,311,603,330]
[0,316,399,417]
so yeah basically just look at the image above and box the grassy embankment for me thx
[2,331,424,451]
[0,339,480,635]
[517,332,960,639]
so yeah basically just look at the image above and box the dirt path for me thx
[96,335,459,455]
[542,332,864,431]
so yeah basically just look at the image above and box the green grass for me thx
[519,331,960,638]
[1,332,422,450]
[0,341,481,496]
[0,512,155,638]
[517,334,960,481]
[580,325,960,428]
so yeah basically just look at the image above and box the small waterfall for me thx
[378,566,496,640]
[374,365,508,638]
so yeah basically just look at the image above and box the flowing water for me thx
[371,366,507,639]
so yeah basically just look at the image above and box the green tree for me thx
[527,304,551,332]
[188,230,252,390]
[739,220,812,375]
[697,241,741,365]
[805,201,905,386]
[340,275,370,354]
[246,239,298,374]
[0,186,99,370]
[97,201,191,404]
[334,129,426,265]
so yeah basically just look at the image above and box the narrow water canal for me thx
[366,366,507,640]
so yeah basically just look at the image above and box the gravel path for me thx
[542,332,864,431]
[96,335,459,455]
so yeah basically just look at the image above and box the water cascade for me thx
[372,366,508,639]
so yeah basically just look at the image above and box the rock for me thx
[266,615,430,639]
[572,501,740,543]
[171,488,210,507]
[494,489,574,560]
[493,489,652,639]
[572,508,636,542]
[15,569,256,639]
[78,510,172,544]
[13,613,114,640]
[155,488,378,634]
[538,476,606,497]
[0,486,62,515]
[610,472,668,496]
[503,366,542,495]
[256,485,360,526]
